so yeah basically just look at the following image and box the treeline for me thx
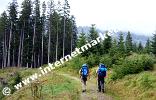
[77,24,156,57]
[0,0,77,68]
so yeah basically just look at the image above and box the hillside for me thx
[0,68,81,100]
[1,62,156,100]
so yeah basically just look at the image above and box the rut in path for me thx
[60,73,113,100]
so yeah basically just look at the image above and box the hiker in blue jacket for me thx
[96,63,107,93]
[79,64,90,92]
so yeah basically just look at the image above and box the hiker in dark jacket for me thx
[79,64,90,92]
[96,63,107,93]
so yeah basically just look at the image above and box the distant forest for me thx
[0,0,77,68]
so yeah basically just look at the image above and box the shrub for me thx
[67,56,86,70]
[111,54,155,80]
[0,86,4,100]
[66,54,100,70]
[100,55,113,68]
[86,54,100,67]
[9,72,22,93]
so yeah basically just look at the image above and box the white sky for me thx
[0,0,156,36]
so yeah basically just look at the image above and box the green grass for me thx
[0,68,80,100]
[107,69,156,100]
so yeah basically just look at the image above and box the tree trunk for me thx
[3,29,7,68]
[63,16,65,58]
[7,21,13,67]
[13,49,15,66]
[71,23,73,53]
[18,29,22,67]
[12,32,15,67]
[48,21,51,63]
[38,53,40,67]
[55,22,58,61]
[21,21,25,67]
[21,28,24,67]
[41,30,44,65]
[27,56,28,68]
[32,20,36,68]
[34,52,36,68]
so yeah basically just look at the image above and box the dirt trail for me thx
[60,74,113,100]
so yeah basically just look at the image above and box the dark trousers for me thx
[98,76,105,92]
[81,76,87,91]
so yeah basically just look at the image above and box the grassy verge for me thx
[107,70,156,100]
[1,68,81,100]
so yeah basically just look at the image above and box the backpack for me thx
[81,64,89,77]
[98,64,107,77]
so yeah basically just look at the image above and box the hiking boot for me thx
[102,89,105,93]
[82,89,86,92]
[97,90,101,92]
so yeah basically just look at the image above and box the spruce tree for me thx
[118,32,125,55]
[0,12,8,68]
[47,0,55,63]
[132,42,138,52]
[62,0,70,58]
[138,41,143,53]
[145,38,151,54]
[125,31,133,53]
[70,15,77,53]
[88,24,101,54]
[41,1,46,64]
[151,33,156,55]
[103,31,112,54]
[19,0,32,67]
[32,0,42,67]
[109,38,118,56]
[7,0,18,67]
[77,30,87,48]
[88,24,98,40]
[55,1,61,61]
[77,30,87,56]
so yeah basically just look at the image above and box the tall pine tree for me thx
[118,32,125,55]
[103,31,112,54]
[145,38,151,54]
[125,31,133,54]
[7,0,18,67]
[138,41,143,53]
[0,12,9,68]
[18,0,32,67]
[151,33,156,55]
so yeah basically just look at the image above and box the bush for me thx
[67,56,86,70]
[65,54,100,70]
[100,55,113,68]
[0,86,4,100]
[9,72,22,93]
[111,54,155,80]
[86,54,100,67]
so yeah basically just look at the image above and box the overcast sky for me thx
[0,0,156,36]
